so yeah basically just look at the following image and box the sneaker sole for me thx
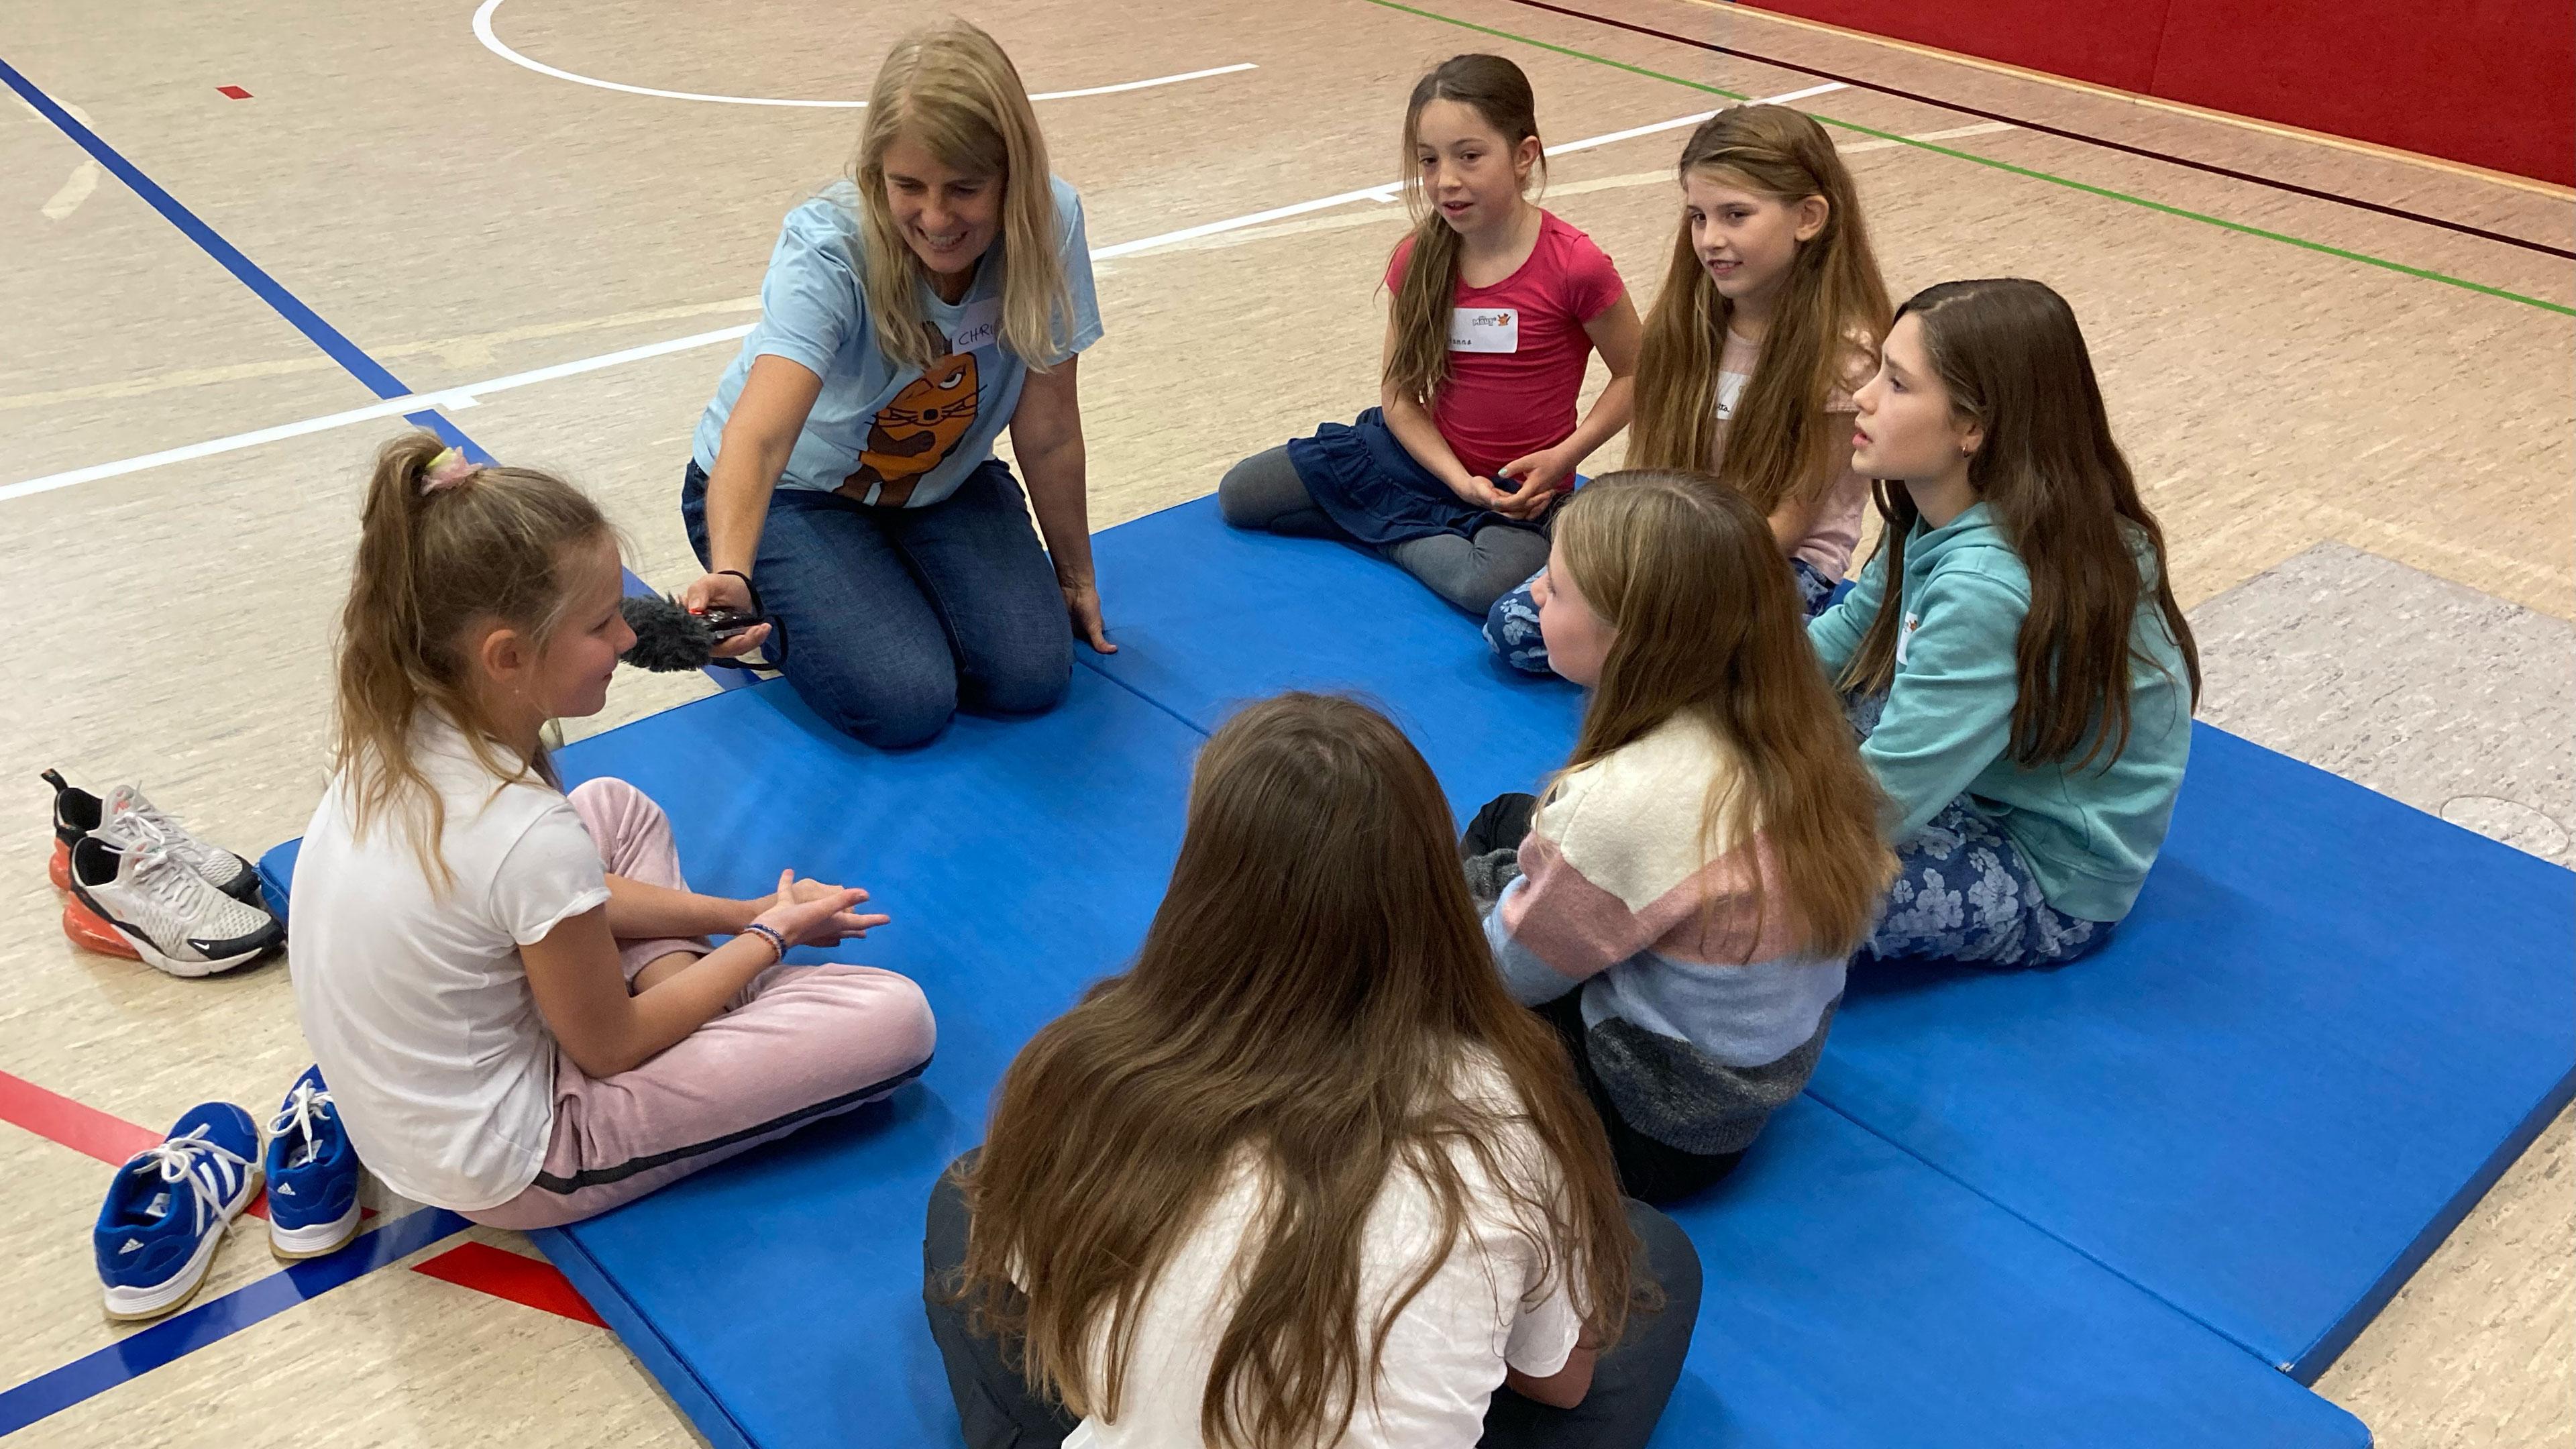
[100,1166,263,1323]
[49,839,71,892]
[62,900,142,961]
[268,1200,362,1260]
[68,885,274,978]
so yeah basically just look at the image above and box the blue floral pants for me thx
[1847,691,2110,969]
[1485,558,1841,676]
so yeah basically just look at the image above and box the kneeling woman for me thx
[1466,473,1892,1202]
[1811,278,2200,969]
[683,19,1112,749]
[926,694,1700,1448]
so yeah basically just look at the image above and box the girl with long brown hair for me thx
[1218,54,1642,619]
[1485,105,1888,672]
[1811,278,2200,969]
[924,694,1701,1448]
[292,431,934,1230]
[1463,472,1893,1201]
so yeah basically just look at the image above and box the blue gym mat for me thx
[1811,723,2576,1380]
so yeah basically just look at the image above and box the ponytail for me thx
[1383,54,1544,408]
[331,431,612,888]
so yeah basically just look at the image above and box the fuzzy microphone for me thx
[619,594,769,672]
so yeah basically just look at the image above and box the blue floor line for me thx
[0,1208,470,1437]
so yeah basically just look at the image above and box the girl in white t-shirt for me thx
[290,431,936,1229]
[922,693,1701,1449]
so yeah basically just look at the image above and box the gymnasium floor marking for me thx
[0,1205,472,1438]
[1362,0,2576,313]
[0,1064,604,1432]
[1487,0,2576,260]
[0,79,1839,504]
[472,0,1254,108]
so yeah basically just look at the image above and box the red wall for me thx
[1747,0,2575,185]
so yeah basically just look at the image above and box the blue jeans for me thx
[683,459,1070,749]
[1845,692,2110,969]
[1484,557,1842,676]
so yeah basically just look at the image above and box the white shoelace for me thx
[121,835,206,918]
[268,1081,335,1171]
[131,1128,252,1234]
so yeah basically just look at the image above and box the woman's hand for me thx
[1061,575,1116,654]
[750,870,890,949]
[678,572,773,658]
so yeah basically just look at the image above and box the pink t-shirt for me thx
[1386,211,1625,480]
[1713,326,1876,579]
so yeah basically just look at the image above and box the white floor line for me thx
[472,0,1252,108]
[2,84,1859,506]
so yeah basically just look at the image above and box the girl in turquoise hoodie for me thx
[1809,278,2200,968]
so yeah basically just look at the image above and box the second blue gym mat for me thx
[1084,496,2576,1379]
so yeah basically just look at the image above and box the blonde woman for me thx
[682,19,1111,749]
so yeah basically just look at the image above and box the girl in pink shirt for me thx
[1218,53,1641,616]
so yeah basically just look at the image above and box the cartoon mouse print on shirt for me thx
[844,319,983,506]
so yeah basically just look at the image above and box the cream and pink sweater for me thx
[1484,716,1848,1156]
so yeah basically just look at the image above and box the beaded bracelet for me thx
[741,922,788,962]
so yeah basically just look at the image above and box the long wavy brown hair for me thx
[1554,471,1894,957]
[1629,105,1888,519]
[1384,54,1544,409]
[331,431,611,888]
[953,693,1639,1447]
[1837,279,2202,768]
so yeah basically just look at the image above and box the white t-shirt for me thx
[1063,1059,1584,1448]
[288,721,610,1211]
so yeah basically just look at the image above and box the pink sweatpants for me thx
[467,778,937,1230]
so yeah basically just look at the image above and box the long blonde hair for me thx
[1383,54,1545,409]
[331,431,611,887]
[1554,472,1893,957]
[1630,106,1890,519]
[955,694,1641,1448]
[853,19,1074,373]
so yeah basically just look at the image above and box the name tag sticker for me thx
[947,299,1003,354]
[1896,610,1921,667]
[1449,307,1519,354]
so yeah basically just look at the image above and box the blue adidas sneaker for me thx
[93,1102,262,1321]
[262,1067,361,1259]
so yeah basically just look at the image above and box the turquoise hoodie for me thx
[1807,502,2192,923]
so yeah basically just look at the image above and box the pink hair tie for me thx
[420,447,482,495]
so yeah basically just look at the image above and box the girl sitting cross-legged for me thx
[924,692,1701,1449]
[1220,52,1641,618]
[1464,470,1894,1203]
[291,431,936,1230]
[1813,278,2201,970]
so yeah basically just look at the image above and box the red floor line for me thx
[413,1242,605,1327]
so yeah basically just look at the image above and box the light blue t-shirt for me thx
[692,175,1102,508]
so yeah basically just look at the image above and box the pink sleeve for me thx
[1385,234,1416,294]
[1558,225,1626,324]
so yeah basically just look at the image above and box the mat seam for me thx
[1075,653,1219,740]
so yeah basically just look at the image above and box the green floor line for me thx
[1360,0,2575,318]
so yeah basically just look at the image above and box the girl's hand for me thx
[679,572,773,658]
[1494,448,1574,517]
[751,870,890,949]
[1061,576,1117,654]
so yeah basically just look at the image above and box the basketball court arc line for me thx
[472,0,1254,109]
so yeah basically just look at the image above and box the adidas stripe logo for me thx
[275,1183,294,1195]
[119,1238,144,1254]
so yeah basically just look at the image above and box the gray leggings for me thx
[1218,445,1552,617]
